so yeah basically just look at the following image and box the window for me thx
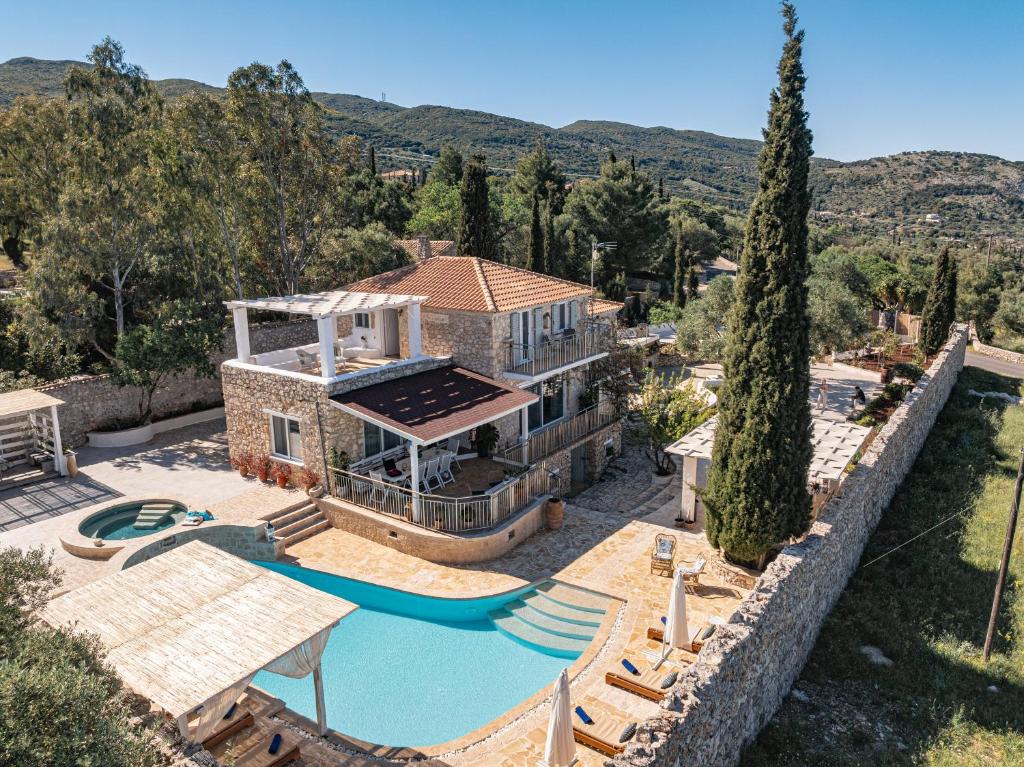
[363,421,404,459]
[527,373,566,432]
[553,302,567,331]
[270,414,303,462]
[353,312,370,329]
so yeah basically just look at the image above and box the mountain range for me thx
[3,56,1022,242]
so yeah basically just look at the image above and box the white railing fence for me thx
[328,462,551,534]
[502,404,617,465]
[504,322,614,377]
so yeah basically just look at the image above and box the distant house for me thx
[380,169,418,183]
[923,213,943,225]
[697,256,739,286]
[394,236,457,261]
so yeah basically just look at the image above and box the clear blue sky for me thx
[3,0,1022,161]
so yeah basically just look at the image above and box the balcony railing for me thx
[504,323,613,377]
[328,463,552,534]
[502,404,618,465]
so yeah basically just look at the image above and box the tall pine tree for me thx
[703,3,814,566]
[919,247,955,354]
[368,145,377,176]
[457,153,492,258]
[526,193,545,273]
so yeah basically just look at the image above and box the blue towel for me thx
[621,658,640,675]
[661,615,667,625]
[268,733,282,755]
[222,702,237,720]
[574,706,593,725]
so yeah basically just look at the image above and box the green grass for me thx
[741,367,1024,767]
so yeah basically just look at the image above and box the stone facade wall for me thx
[612,326,968,767]
[420,309,501,378]
[121,522,283,568]
[38,320,316,447]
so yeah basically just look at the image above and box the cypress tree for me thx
[608,150,617,164]
[687,263,700,299]
[672,227,687,308]
[703,3,814,566]
[543,200,558,277]
[526,193,545,273]
[919,247,955,354]
[457,153,492,258]
[368,145,377,175]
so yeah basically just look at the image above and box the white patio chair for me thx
[438,453,455,486]
[424,457,443,491]
[369,471,388,506]
[445,437,463,472]
[415,460,431,493]
[296,348,319,371]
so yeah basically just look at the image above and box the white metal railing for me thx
[328,462,551,533]
[502,404,617,465]
[504,322,613,377]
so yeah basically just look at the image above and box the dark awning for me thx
[329,365,538,445]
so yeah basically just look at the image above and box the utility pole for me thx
[983,446,1024,662]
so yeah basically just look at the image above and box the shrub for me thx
[892,361,924,383]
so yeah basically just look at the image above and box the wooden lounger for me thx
[201,707,255,750]
[646,622,708,652]
[572,699,635,757]
[234,726,301,767]
[605,663,671,702]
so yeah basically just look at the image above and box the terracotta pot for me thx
[65,452,79,478]
[546,498,565,530]
[239,466,249,478]
[257,469,269,482]
[275,474,289,488]
[307,484,324,498]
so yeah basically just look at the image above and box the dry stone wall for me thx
[38,320,316,447]
[612,325,968,767]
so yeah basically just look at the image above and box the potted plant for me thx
[473,423,500,459]
[253,455,271,483]
[271,463,292,488]
[231,451,252,478]
[328,448,350,498]
[297,469,324,497]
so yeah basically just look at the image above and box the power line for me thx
[860,505,970,569]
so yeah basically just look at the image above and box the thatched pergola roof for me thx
[41,541,356,719]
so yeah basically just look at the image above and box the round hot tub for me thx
[78,500,188,541]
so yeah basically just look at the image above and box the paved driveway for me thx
[965,350,1024,379]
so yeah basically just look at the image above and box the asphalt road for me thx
[965,350,1024,379]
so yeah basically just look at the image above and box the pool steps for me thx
[489,581,611,658]
[132,503,177,530]
[261,502,330,548]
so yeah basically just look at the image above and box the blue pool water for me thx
[77,502,187,540]
[253,561,574,747]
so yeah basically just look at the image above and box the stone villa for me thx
[222,256,624,555]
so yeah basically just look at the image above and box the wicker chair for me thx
[650,533,677,576]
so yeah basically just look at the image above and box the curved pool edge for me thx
[250,559,627,756]
[60,496,192,559]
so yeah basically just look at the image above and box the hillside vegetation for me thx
[3,56,1022,239]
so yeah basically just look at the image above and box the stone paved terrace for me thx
[286,465,749,767]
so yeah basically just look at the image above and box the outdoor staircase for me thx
[262,500,330,549]
[488,580,611,659]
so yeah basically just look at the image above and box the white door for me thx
[383,309,400,357]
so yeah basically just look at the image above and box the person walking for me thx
[851,385,867,413]
[816,377,829,410]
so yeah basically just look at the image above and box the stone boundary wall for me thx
[612,325,968,767]
[37,319,316,447]
[970,324,1024,366]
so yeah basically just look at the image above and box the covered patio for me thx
[41,541,356,750]
[226,289,429,381]
[328,365,552,532]
[0,388,67,488]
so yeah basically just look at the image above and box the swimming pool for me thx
[254,561,605,748]
[77,501,187,540]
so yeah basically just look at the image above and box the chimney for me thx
[417,235,432,260]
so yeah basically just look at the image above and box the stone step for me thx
[535,580,611,613]
[260,498,316,524]
[282,519,331,548]
[503,600,598,640]
[489,609,591,658]
[521,591,605,627]
[268,503,319,530]
[275,510,325,539]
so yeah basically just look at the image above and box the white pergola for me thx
[0,388,66,478]
[226,289,429,380]
[42,541,357,739]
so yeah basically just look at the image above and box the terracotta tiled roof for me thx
[329,365,538,444]
[346,256,594,313]
[590,298,624,316]
[394,239,457,260]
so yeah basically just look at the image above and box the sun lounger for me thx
[572,699,637,757]
[605,658,680,702]
[647,618,715,651]
[234,725,301,767]
[201,700,255,750]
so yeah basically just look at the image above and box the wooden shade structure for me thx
[0,387,66,477]
[42,541,356,736]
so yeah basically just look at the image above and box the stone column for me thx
[520,406,530,463]
[317,316,336,379]
[50,404,66,476]
[407,303,422,358]
[232,307,250,362]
